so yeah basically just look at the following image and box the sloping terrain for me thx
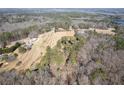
[1,30,75,71]
[0,31,124,85]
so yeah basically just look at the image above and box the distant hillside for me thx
[0,8,124,15]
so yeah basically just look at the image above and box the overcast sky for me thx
[0,0,124,8]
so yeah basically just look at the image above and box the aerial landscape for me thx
[0,8,124,85]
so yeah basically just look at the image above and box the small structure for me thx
[24,31,38,49]
[25,40,33,49]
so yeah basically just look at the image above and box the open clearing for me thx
[1,30,75,71]
[89,28,115,35]
[0,28,115,72]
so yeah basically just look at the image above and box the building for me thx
[23,31,38,49]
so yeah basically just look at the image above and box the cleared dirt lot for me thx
[0,30,75,71]
[0,28,115,72]
[89,28,115,35]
